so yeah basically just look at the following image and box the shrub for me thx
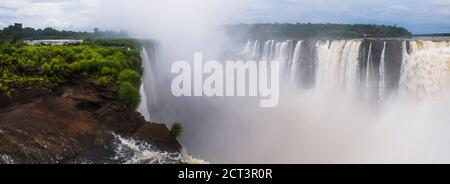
[101,66,112,75]
[100,66,117,76]
[97,76,110,88]
[118,81,140,110]
[78,59,95,72]
[69,62,82,72]
[118,69,141,87]
[18,58,36,69]
[170,122,183,138]
[41,63,52,75]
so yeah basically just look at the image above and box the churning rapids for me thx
[137,38,450,163]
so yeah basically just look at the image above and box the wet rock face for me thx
[0,80,181,164]
[299,40,317,88]
[384,40,403,91]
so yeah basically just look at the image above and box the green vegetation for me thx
[118,69,141,87]
[83,38,141,49]
[0,23,127,44]
[0,38,144,110]
[97,76,111,88]
[226,23,412,40]
[118,82,141,110]
[413,33,450,37]
[169,122,183,138]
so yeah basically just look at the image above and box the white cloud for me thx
[0,0,97,30]
[0,0,448,33]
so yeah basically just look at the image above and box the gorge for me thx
[1,22,450,163]
[138,37,450,163]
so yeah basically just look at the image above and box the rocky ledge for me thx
[0,78,181,164]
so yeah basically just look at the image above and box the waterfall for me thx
[242,40,252,56]
[239,39,450,101]
[138,47,160,122]
[135,45,208,164]
[136,38,450,163]
[341,40,361,91]
[400,40,409,81]
[251,40,261,60]
[399,40,450,100]
[262,40,270,60]
[137,83,150,121]
[275,41,292,69]
[137,48,151,121]
[315,40,361,90]
[365,42,373,99]
[379,42,386,101]
[290,41,303,83]
[242,40,294,69]
[269,40,276,61]
[262,40,276,61]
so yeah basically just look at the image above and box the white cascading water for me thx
[244,39,301,86]
[379,42,386,101]
[315,40,361,91]
[340,40,361,91]
[251,40,261,60]
[242,40,252,56]
[243,39,365,92]
[399,40,450,100]
[399,40,409,94]
[135,38,450,163]
[137,48,151,121]
[316,40,340,89]
[241,39,450,101]
[125,47,208,164]
[137,47,159,121]
[112,134,207,164]
[290,41,302,84]
[262,40,273,61]
[231,39,450,163]
[364,42,373,100]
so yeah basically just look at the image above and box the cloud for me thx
[0,0,96,30]
[0,0,449,33]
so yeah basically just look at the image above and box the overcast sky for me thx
[0,0,449,34]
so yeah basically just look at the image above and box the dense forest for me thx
[0,23,144,109]
[0,23,143,110]
[226,23,412,40]
[0,42,143,109]
[413,33,450,37]
[0,23,128,43]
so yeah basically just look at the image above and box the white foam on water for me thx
[112,134,208,164]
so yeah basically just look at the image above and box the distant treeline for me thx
[0,23,128,43]
[413,33,450,37]
[226,23,412,40]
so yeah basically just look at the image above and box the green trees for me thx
[0,23,129,44]
[100,66,116,76]
[0,40,143,112]
[83,38,140,49]
[118,82,140,110]
[170,122,183,138]
[96,76,111,88]
[41,63,51,75]
[118,69,141,87]
[226,23,413,40]
[117,70,141,109]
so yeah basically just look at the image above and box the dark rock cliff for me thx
[0,78,181,164]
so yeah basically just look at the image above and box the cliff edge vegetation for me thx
[0,39,142,110]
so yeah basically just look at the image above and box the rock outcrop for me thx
[0,79,180,164]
